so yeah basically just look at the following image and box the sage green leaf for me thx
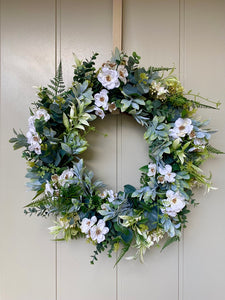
[63,112,69,130]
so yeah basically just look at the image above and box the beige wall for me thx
[0,0,225,299]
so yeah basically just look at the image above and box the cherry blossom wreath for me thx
[10,49,223,265]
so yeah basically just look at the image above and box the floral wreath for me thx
[10,49,222,265]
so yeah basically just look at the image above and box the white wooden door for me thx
[1,1,225,299]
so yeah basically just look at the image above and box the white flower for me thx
[146,234,154,247]
[94,107,105,119]
[94,89,109,110]
[102,61,117,70]
[169,118,193,140]
[189,138,207,152]
[28,141,41,155]
[34,108,50,122]
[157,175,165,184]
[151,228,164,243]
[194,138,206,147]
[117,65,128,84]
[107,190,116,202]
[45,181,54,196]
[59,169,74,185]
[80,216,97,235]
[28,116,36,133]
[99,190,108,199]
[158,164,176,183]
[157,86,168,96]
[161,190,186,217]
[97,67,120,90]
[90,219,109,243]
[26,131,42,145]
[108,102,117,113]
[147,163,157,177]
[151,80,168,99]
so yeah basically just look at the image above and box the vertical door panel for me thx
[0,0,56,299]
[57,1,117,300]
[183,1,225,299]
[119,1,180,299]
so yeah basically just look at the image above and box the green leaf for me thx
[63,113,70,130]
[161,236,179,252]
[124,184,136,194]
[121,99,131,112]
[61,143,72,154]
[139,165,149,173]
[114,243,131,267]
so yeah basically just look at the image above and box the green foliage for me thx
[9,49,222,265]
[9,129,28,150]
[47,61,65,97]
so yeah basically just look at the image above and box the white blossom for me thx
[58,169,74,186]
[108,102,117,113]
[26,131,42,145]
[34,108,50,122]
[169,118,193,140]
[161,190,186,217]
[107,189,116,202]
[158,164,176,183]
[151,80,168,99]
[90,219,109,243]
[80,216,97,235]
[99,190,108,199]
[94,89,109,110]
[151,228,164,243]
[45,181,54,196]
[97,67,120,90]
[189,138,207,152]
[157,175,165,184]
[28,141,41,155]
[94,107,105,119]
[147,163,157,177]
[117,65,128,84]
[28,116,36,133]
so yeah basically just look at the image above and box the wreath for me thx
[10,49,222,265]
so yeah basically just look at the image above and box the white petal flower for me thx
[28,141,42,155]
[159,164,176,183]
[59,169,74,186]
[90,219,109,243]
[80,216,97,235]
[26,131,42,145]
[157,175,165,184]
[117,65,128,84]
[94,107,105,119]
[97,67,120,90]
[151,228,164,243]
[107,189,116,202]
[147,163,157,177]
[34,108,50,122]
[161,190,186,217]
[99,190,108,199]
[151,80,168,99]
[157,86,168,96]
[169,118,193,140]
[94,89,109,110]
[28,116,36,133]
[45,181,54,196]
[108,102,117,113]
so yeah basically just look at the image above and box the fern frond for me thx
[114,243,131,267]
[47,61,65,97]
[206,144,224,154]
